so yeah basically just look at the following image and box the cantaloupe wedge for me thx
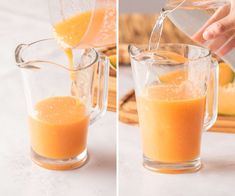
[109,55,116,70]
[218,63,235,115]
[218,83,235,115]
[219,63,234,85]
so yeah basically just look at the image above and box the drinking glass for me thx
[129,43,218,173]
[15,39,109,170]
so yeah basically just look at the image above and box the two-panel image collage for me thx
[1,0,235,195]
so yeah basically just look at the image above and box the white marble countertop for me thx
[119,122,235,196]
[0,1,116,195]
[119,66,235,196]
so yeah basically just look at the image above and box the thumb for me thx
[203,15,235,40]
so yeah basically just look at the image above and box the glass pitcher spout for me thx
[15,38,110,127]
[15,38,99,71]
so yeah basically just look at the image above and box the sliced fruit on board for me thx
[217,63,235,115]
[219,63,234,85]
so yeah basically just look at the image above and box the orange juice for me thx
[54,8,116,48]
[137,73,206,163]
[29,96,90,160]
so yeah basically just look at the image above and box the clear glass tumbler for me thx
[129,43,218,173]
[15,39,109,170]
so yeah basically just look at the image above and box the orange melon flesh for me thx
[109,55,116,70]
[218,83,235,115]
[217,62,235,115]
[219,63,234,85]
[157,51,187,64]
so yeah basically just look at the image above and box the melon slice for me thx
[109,55,116,70]
[219,63,234,85]
[218,83,235,115]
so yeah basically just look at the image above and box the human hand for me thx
[193,0,235,56]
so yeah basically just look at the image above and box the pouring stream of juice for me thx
[53,10,93,97]
[53,8,110,97]
[52,2,115,96]
[64,48,79,97]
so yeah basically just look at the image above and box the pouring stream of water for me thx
[145,0,186,86]
[148,0,186,51]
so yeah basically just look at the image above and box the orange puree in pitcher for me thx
[54,11,91,48]
[54,8,115,48]
[137,71,206,163]
[29,96,90,160]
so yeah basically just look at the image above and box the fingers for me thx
[192,4,230,43]
[207,30,235,52]
[217,35,235,56]
[203,15,235,40]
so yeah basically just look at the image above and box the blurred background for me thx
[120,0,164,13]
[119,0,193,65]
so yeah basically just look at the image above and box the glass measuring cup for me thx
[15,39,109,170]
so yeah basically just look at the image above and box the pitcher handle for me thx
[204,59,219,130]
[90,54,110,125]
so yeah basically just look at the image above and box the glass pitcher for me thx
[48,0,116,48]
[165,0,235,71]
[129,43,218,173]
[15,39,109,170]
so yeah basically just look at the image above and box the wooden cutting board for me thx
[119,90,235,133]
